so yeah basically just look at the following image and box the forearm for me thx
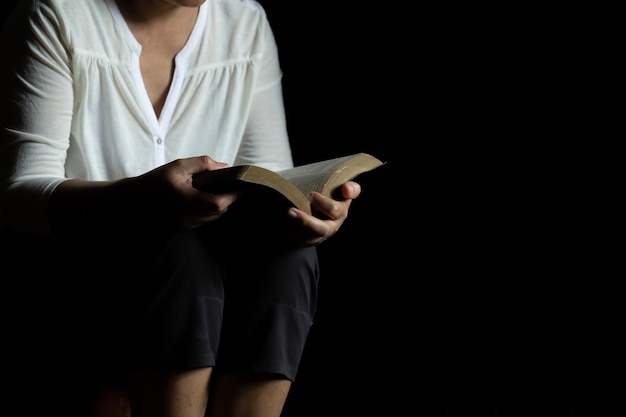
[48,178,141,240]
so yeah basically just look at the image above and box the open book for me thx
[192,152,384,215]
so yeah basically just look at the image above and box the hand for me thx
[279,181,362,246]
[132,155,241,230]
[48,155,240,238]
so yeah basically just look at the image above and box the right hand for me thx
[132,155,240,230]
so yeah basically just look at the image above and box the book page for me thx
[276,154,382,198]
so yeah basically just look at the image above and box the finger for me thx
[310,192,351,221]
[196,155,229,173]
[195,190,240,211]
[341,181,361,200]
[288,208,339,243]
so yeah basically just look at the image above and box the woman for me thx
[0,1,361,416]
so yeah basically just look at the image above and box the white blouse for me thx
[0,0,293,234]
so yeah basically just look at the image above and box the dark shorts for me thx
[1,205,319,389]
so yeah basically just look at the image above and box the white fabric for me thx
[0,0,294,233]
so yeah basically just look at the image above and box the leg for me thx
[127,368,212,417]
[90,384,132,417]
[204,214,320,417]
[119,229,226,417]
[93,205,317,417]
[80,226,223,417]
[120,223,317,417]
[207,374,291,417]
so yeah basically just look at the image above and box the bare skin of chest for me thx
[139,44,179,118]
[120,4,198,118]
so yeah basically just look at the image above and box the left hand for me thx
[280,181,362,246]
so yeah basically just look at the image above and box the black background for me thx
[1,2,617,416]
[258,3,616,416]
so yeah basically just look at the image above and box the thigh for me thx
[208,217,320,380]
[122,228,228,371]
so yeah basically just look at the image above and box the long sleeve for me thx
[235,18,293,171]
[0,0,295,236]
[0,0,74,235]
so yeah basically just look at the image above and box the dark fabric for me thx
[121,223,320,381]
[1,203,319,405]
